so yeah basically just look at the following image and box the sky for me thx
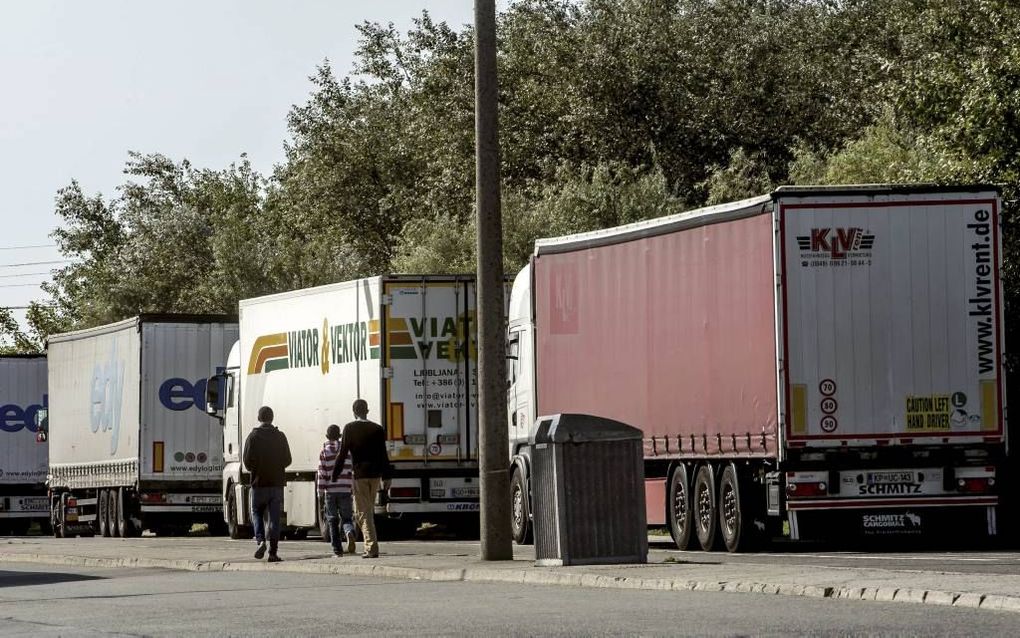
[0,0,478,325]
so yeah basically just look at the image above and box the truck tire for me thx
[51,497,64,538]
[719,464,752,553]
[50,511,60,538]
[226,486,250,540]
[693,463,719,551]
[510,466,532,545]
[116,488,137,538]
[98,489,111,537]
[667,463,694,550]
[109,489,121,537]
[317,491,330,542]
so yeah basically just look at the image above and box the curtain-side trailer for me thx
[507,185,1008,551]
[46,315,238,537]
[0,355,48,534]
[208,275,494,540]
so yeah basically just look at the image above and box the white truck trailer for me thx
[46,315,238,537]
[207,276,490,540]
[508,184,1008,550]
[0,355,49,534]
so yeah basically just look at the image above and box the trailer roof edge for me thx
[46,313,238,345]
[534,194,772,256]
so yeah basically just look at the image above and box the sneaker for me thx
[345,531,356,555]
[333,551,344,558]
[267,554,282,563]
[361,552,378,559]
[254,541,267,560]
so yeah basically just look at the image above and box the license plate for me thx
[868,471,914,484]
[190,495,220,505]
[19,498,48,511]
[451,487,479,498]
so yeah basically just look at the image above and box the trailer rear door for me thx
[140,321,238,481]
[777,188,1005,445]
[382,279,477,463]
[0,357,47,486]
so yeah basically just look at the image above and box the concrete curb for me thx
[3,551,1020,613]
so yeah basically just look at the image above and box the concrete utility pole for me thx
[475,0,513,561]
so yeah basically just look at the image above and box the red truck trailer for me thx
[506,185,1008,551]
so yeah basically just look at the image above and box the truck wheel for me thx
[50,502,61,538]
[510,466,532,545]
[316,491,330,542]
[719,464,752,553]
[116,488,138,538]
[226,486,248,540]
[53,496,66,538]
[98,489,111,537]
[667,463,694,550]
[108,489,121,537]
[693,464,719,551]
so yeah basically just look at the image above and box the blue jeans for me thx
[250,486,284,548]
[323,491,355,554]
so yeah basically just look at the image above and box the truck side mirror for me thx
[205,374,224,423]
[35,408,48,443]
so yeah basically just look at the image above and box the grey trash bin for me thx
[530,413,647,566]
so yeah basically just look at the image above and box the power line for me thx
[0,283,47,288]
[0,271,54,280]
[0,304,54,311]
[0,259,71,269]
[0,243,57,251]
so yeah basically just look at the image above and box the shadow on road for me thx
[0,570,105,588]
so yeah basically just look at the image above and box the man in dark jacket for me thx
[331,399,391,558]
[242,405,292,562]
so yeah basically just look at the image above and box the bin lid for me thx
[529,413,643,445]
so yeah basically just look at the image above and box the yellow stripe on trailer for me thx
[389,402,404,442]
[791,384,807,435]
[981,379,998,430]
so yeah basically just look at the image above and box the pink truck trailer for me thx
[506,185,1007,551]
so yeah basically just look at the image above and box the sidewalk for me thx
[3,535,1020,613]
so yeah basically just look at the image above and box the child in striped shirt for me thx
[317,424,356,556]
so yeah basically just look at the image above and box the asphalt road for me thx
[0,564,1018,637]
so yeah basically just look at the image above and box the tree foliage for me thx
[3,0,1020,358]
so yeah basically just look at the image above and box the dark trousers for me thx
[323,491,355,554]
[250,486,283,552]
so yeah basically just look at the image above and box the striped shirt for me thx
[317,439,353,493]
